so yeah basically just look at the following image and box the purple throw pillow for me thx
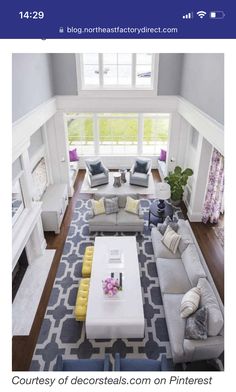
[69,148,79,162]
[159,149,167,162]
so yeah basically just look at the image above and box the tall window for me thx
[78,53,157,90]
[66,113,169,156]
[99,114,138,155]
[67,113,94,155]
[143,114,169,155]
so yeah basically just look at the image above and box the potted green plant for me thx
[164,166,193,206]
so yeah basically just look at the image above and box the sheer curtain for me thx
[202,148,224,224]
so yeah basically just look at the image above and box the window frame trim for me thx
[76,53,159,95]
[66,111,169,157]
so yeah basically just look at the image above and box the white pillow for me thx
[180,287,201,318]
[162,225,181,254]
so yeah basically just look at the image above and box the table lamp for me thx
[156,182,171,211]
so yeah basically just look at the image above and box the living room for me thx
[12,52,224,371]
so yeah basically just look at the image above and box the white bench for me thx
[157,159,167,181]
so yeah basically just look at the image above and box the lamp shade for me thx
[156,182,171,200]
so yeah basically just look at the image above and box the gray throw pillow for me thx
[158,216,178,235]
[104,197,119,214]
[185,306,208,340]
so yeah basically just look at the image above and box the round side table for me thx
[119,169,127,183]
[149,199,173,226]
[113,173,122,187]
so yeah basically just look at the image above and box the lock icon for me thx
[59,27,64,33]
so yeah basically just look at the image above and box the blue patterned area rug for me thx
[32,199,218,371]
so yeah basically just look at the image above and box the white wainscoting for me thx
[12,97,57,162]
[177,97,224,155]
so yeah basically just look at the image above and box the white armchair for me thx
[85,158,109,187]
[130,158,152,187]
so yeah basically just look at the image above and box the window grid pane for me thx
[67,117,94,155]
[143,115,169,155]
[80,53,155,89]
[99,118,138,155]
[66,112,168,156]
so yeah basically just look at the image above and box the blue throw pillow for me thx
[134,160,148,174]
[89,161,104,175]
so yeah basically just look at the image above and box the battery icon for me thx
[209,11,225,19]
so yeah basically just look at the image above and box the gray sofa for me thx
[88,194,144,232]
[151,219,224,364]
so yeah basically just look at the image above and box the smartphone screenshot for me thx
[1,1,234,391]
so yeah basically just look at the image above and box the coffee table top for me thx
[86,236,144,334]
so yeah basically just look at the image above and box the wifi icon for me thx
[197,10,207,19]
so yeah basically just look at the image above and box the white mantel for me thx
[12,202,46,271]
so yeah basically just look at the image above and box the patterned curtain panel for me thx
[202,148,224,224]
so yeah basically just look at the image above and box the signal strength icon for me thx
[182,12,193,19]
[196,10,207,19]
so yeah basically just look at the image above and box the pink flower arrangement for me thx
[102,277,120,297]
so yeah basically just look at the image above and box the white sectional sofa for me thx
[151,219,224,364]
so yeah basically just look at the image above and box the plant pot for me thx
[171,199,181,207]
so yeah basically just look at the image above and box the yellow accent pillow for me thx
[125,196,139,215]
[91,198,105,215]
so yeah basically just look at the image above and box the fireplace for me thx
[12,248,28,302]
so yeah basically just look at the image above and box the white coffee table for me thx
[85,236,145,339]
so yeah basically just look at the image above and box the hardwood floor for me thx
[12,169,224,370]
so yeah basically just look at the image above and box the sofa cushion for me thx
[116,209,142,226]
[162,294,186,362]
[180,287,201,318]
[156,258,192,294]
[90,213,117,226]
[89,161,104,175]
[104,197,119,214]
[111,194,138,208]
[158,216,178,236]
[125,196,140,215]
[134,159,149,174]
[185,306,208,340]
[181,244,206,286]
[151,228,181,259]
[91,198,105,216]
[162,226,181,254]
[197,278,224,336]
[177,219,194,254]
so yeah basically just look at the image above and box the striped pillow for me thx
[180,287,201,318]
[161,225,181,254]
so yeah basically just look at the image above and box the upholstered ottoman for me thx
[82,246,94,278]
[74,278,90,321]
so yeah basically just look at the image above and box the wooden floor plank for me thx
[12,169,224,370]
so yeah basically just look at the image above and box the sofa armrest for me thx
[160,355,174,371]
[87,200,94,219]
[138,206,144,219]
[101,163,109,175]
[130,164,135,174]
[147,165,152,176]
[183,336,224,362]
